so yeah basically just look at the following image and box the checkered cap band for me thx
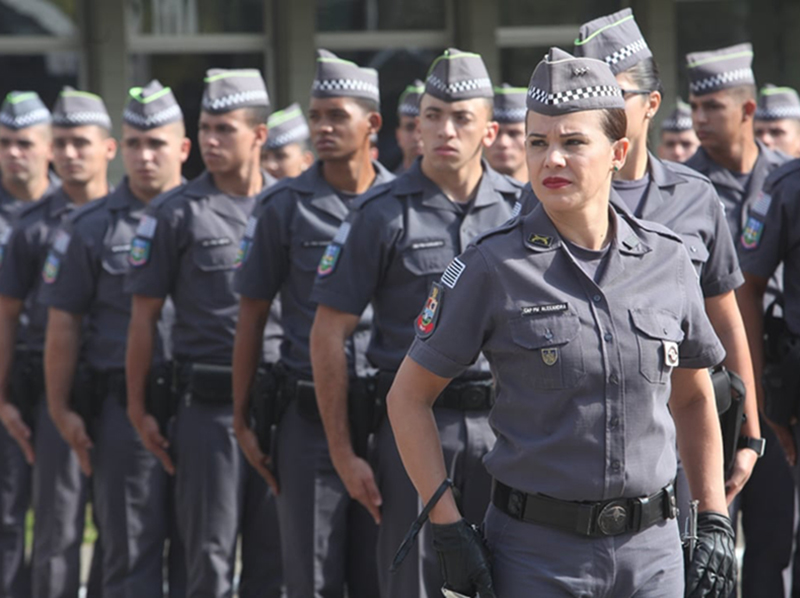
[528,84,622,106]
[494,107,527,122]
[689,68,754,94]
[662,116,693,131]
[202,89,269,112]
[312,78,379,99]
[53,111,112,129]
[0,108,51,129]
[266,123,310,149]
[755,106,800,120]
[123,104,183,129]
[398,103,420,117]
[606,38,648,66]
[427,75,492,97]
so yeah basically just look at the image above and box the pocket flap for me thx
[192,241,238,272]
[101,251,130,275]
[680,235,710,264]
[629,308,684,342]
[510,313,581,349]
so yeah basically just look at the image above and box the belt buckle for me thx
[597,500,628,536]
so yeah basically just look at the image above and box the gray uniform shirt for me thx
[124,171,275,365]
[408,204,725,501]
[234,160,394,377]
[310,159,522,375]
[37,180,170,371]
[0,187,75,352]
[738,159,800,335]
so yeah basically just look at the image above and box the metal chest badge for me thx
[416,281,443,338]
[541,348,559,366]
[663,341,680,367]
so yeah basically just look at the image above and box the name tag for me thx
[200,237,232,248]
[521,303,568,317]
[411,240,446,250]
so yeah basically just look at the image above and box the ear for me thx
[647,91,662,119]
[105,137,118,161]
[254,123,268,147]
[302,151,315,169]
[482,120,499,148]
[611,136,630,171]
[742,98,757,121]
[180,137,192,163]
[368,111,383,135]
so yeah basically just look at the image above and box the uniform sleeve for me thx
[677,248,726,369]
[0,221,37,300]
[38,221,97,314]
[124,204,182,298]
[737,183,793,280]
[407,245,495,379]
[309,203,393,316]
[700,195,744,296]
[234,197,289,301]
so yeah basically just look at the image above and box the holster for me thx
[8,350,43,431]
[176,362,233,405]
[147,362,177,437]
[251,363,288,458]
[711,366,746,479]
[762,299,800,426]
[70,363,99,440]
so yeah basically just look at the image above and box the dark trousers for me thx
[0,423,31,598]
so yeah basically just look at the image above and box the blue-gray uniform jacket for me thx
[408,203,725,501]
[124,171,276,365]
[739,159,800,335]
[310,159,523,375]
[0,187,75,352]
[37,180,169,370]
[234,160,394,377]
[685,140,790,240]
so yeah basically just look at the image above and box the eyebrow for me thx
[527,131,585,138]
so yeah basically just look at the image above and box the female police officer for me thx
[387,48,737,597]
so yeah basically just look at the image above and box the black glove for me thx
[685,511,737,598]
[431,519,496,598]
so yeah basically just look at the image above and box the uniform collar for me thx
[647,152,685,188]
[610,153,685,218]
[48,187,76,218]
[184,171,247,225]
[106,177,144,213]
[689,140,777,193]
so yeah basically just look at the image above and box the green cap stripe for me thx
[204,71,260,83]
[6,92,37,104]
[426,50,483,77]
[493,86,527,95]
[128,86,173,104]
[60,89,103,101]
[268,106,303,127]
[574,14,634,46]
[687,51,753,69]
[761,86,797,96]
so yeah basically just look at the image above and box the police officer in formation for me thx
[39,81,190,598]
[231,49,392,598]
[388,46,736,598]
[658,100,699,164]
[309,48,521,597]
[260,103,314,180]
[394,80,424,175]
[124,69,282,597]
[754,85,800,158]
[484,84,528,183]
[0,88,114,598]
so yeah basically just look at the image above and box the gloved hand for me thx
[431,519,496,598]
[685,511,737,598]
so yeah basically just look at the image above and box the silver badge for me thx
[663,341,679,367]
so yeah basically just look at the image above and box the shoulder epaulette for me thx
[354,180,395,210]
[662,160,713,185]
[619,209,684,244]
[764,158,800,194]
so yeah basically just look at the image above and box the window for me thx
[317,0,447,32]
[498,0,622,28]
[0,53,80,106]
[128,0,264,34]
[0,0,78,36]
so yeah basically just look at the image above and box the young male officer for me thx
[394,80,424,175]
[0,87,115,598]
[754,85,800,158]
[0,90,57,598]
[657,99,699,163]
[125,69,282,598]
[232,49,393,598]
[40,81,190,598]
[260,102,314,180]
[309,48,522,597]
[484,84,527,183]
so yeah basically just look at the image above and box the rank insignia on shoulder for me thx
[317,243,341,277]
[740,216,764,250]
[541,348,558,366]
[42,251,61,284]
[663,341,679,367]
[529,234,552,248]
[416,281,443,338]
[129,237,152,267]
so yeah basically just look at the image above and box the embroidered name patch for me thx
[200,237,232,248]
[416,281,443,338]
[111,244,131,254]
[129,237,151,267]
[441,257,466,289]
[521,303,568,317]
[411,240,446,250]
[302,240,333,248]
[317,243,341,277]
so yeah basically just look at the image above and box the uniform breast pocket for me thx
[101,250,130,276]
[509,313,585,389]
[629,308,685,385]
[192,240,239,273]
[401,244,453,277]
[293,242,330,273]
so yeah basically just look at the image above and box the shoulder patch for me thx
[42,251,61,284]
[235,215,259,268]
[441,257,466,289]
[129,237,152,267]
[317,243,342,277]
[741,216,765,250]
[416,281,444,338]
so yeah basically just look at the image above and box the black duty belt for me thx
[376,372,494,411]
[492,480,677,538]
[177,362,233,404]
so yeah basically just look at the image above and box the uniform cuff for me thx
[37,292,88,315]
[308,287,367,316]
[407,338,468,380]
[702,268,744,298]
[678,343,726,370]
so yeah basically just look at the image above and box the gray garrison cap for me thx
[201,69,269,114]
[493,84,527,123]
[527,47,624,116]
[397,80,424,117]
[755,84,800,121]
[574,8,652,75]
[123,80,183,130]
[311,49,380,104]
[0,91,52,130]
[686,43,755,96]
[265,103,310,150]
[52,87,112,130]
[425,48,493,102]
[661,99,693,132]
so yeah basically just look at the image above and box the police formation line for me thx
[1,8,800,598]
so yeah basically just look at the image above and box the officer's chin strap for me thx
[391,477,455,573]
